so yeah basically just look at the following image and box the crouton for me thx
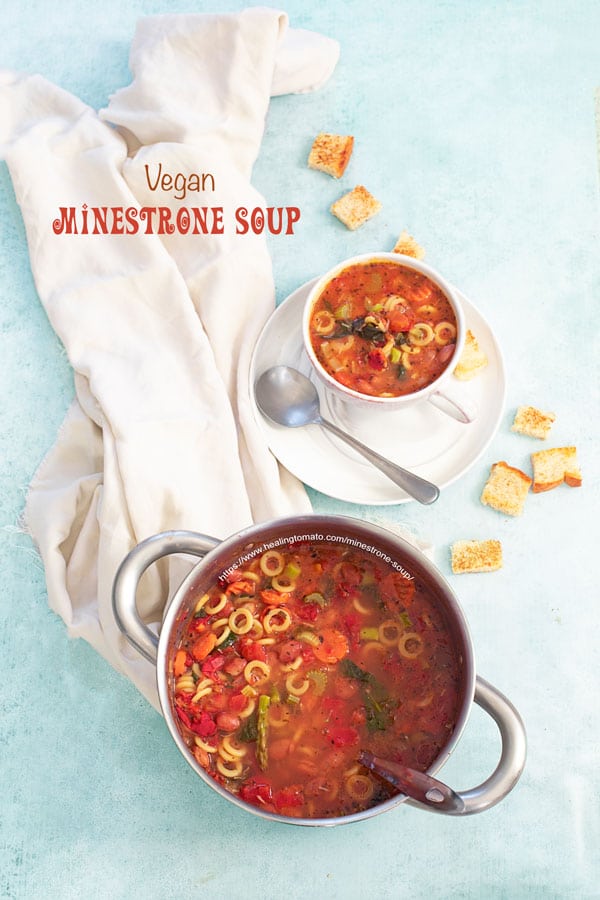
[330,185,382,230]
[511,406,556,439]
[453,329,488,380]
[392,230,425,259]
[480,461,532,516]
[308,133,354,178]
[531,446,582,492]
[451,540,503,574]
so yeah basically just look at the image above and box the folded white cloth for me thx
[0,9,339,709]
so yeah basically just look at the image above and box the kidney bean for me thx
[224,658,246,676]
[216,712,240,733]
[277,640,304,663]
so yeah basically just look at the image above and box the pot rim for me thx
[156,514,476,826]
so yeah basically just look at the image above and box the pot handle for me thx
[409,675,527,815]
[112,530,221,665]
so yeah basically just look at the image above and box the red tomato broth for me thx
[169,541,462,819]
[309,261,458,397]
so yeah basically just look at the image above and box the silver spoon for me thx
[358,750,465,814]
[255,366,440,505]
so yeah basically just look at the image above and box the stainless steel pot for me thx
[112,515,526,825]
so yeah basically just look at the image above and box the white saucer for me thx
[250,278,505,505]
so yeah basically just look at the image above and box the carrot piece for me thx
[173,649,188,678]
[313,629,349,664]
[226,580,256,596]
[191,632,217,662]
[260,589,288,606]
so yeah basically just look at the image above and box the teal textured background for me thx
[1,1,599,897]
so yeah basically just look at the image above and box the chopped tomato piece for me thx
[329,726,359,748]
[240,780,273,806]
[189,712,217,738]
[274,785,304,811]
[313,629,349,664]
[228,692,249,713]
[367,349,387,371]
[239,639,267,662]
[201,654,226,679]
[388,309,414,332]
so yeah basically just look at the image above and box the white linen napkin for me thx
[0,9,339,709]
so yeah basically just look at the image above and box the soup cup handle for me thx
[112,530,220,665]
[427,388,477,424]
[422,675,526,815]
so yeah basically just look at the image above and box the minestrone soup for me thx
[170,540,461,819]
[308,260,458,397]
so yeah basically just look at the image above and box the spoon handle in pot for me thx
[358,751,465,814]
[317,416,440,505]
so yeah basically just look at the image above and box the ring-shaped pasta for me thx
[409,323,435,346]
[381,335,395,358]
[352,595,374,615]
[194,736,217,753]
[297,759,319,777]
[256,637,276,645]
[228,608,254,635]
[383,293,409,312]
[268,704,291,729]
[260,550,285,576]
[191,685,213,703]
[286,673,310,696]
[398,631,424,659]
[218,743,238,763]
[216,757,243,779]
[221,735,247,759]
[175,674,195,694]
[434,321,457,345]
[194,593,210,614]
[331,334,355,352]
[401,351,413,370]
[270,575,296,593]
[402,344,421,356]
[263,607,292,634]
[204,593,227,615]
[313,310,336,335]
[415,692,434,708]
[240,570,260,583]
[343,764,360,778]
[281,654,303,672]
[361,640,386,657]
[239,698,256,720]
[417,304,437,316]
[244,659,270,686]
[248,619,264,639]
[379,620,403,647]
[345,774,375,801]
[213,623,231,646]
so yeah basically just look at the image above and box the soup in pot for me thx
[170,539,461,818]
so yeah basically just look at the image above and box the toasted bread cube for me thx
[308,133,354,178]
[392,230,425,259]
[511,406,556,440]
[531,446,581,492]
[451,540,503,574]
[453,330,488,381]
[480,461,532,516]
[330,185,382,230]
